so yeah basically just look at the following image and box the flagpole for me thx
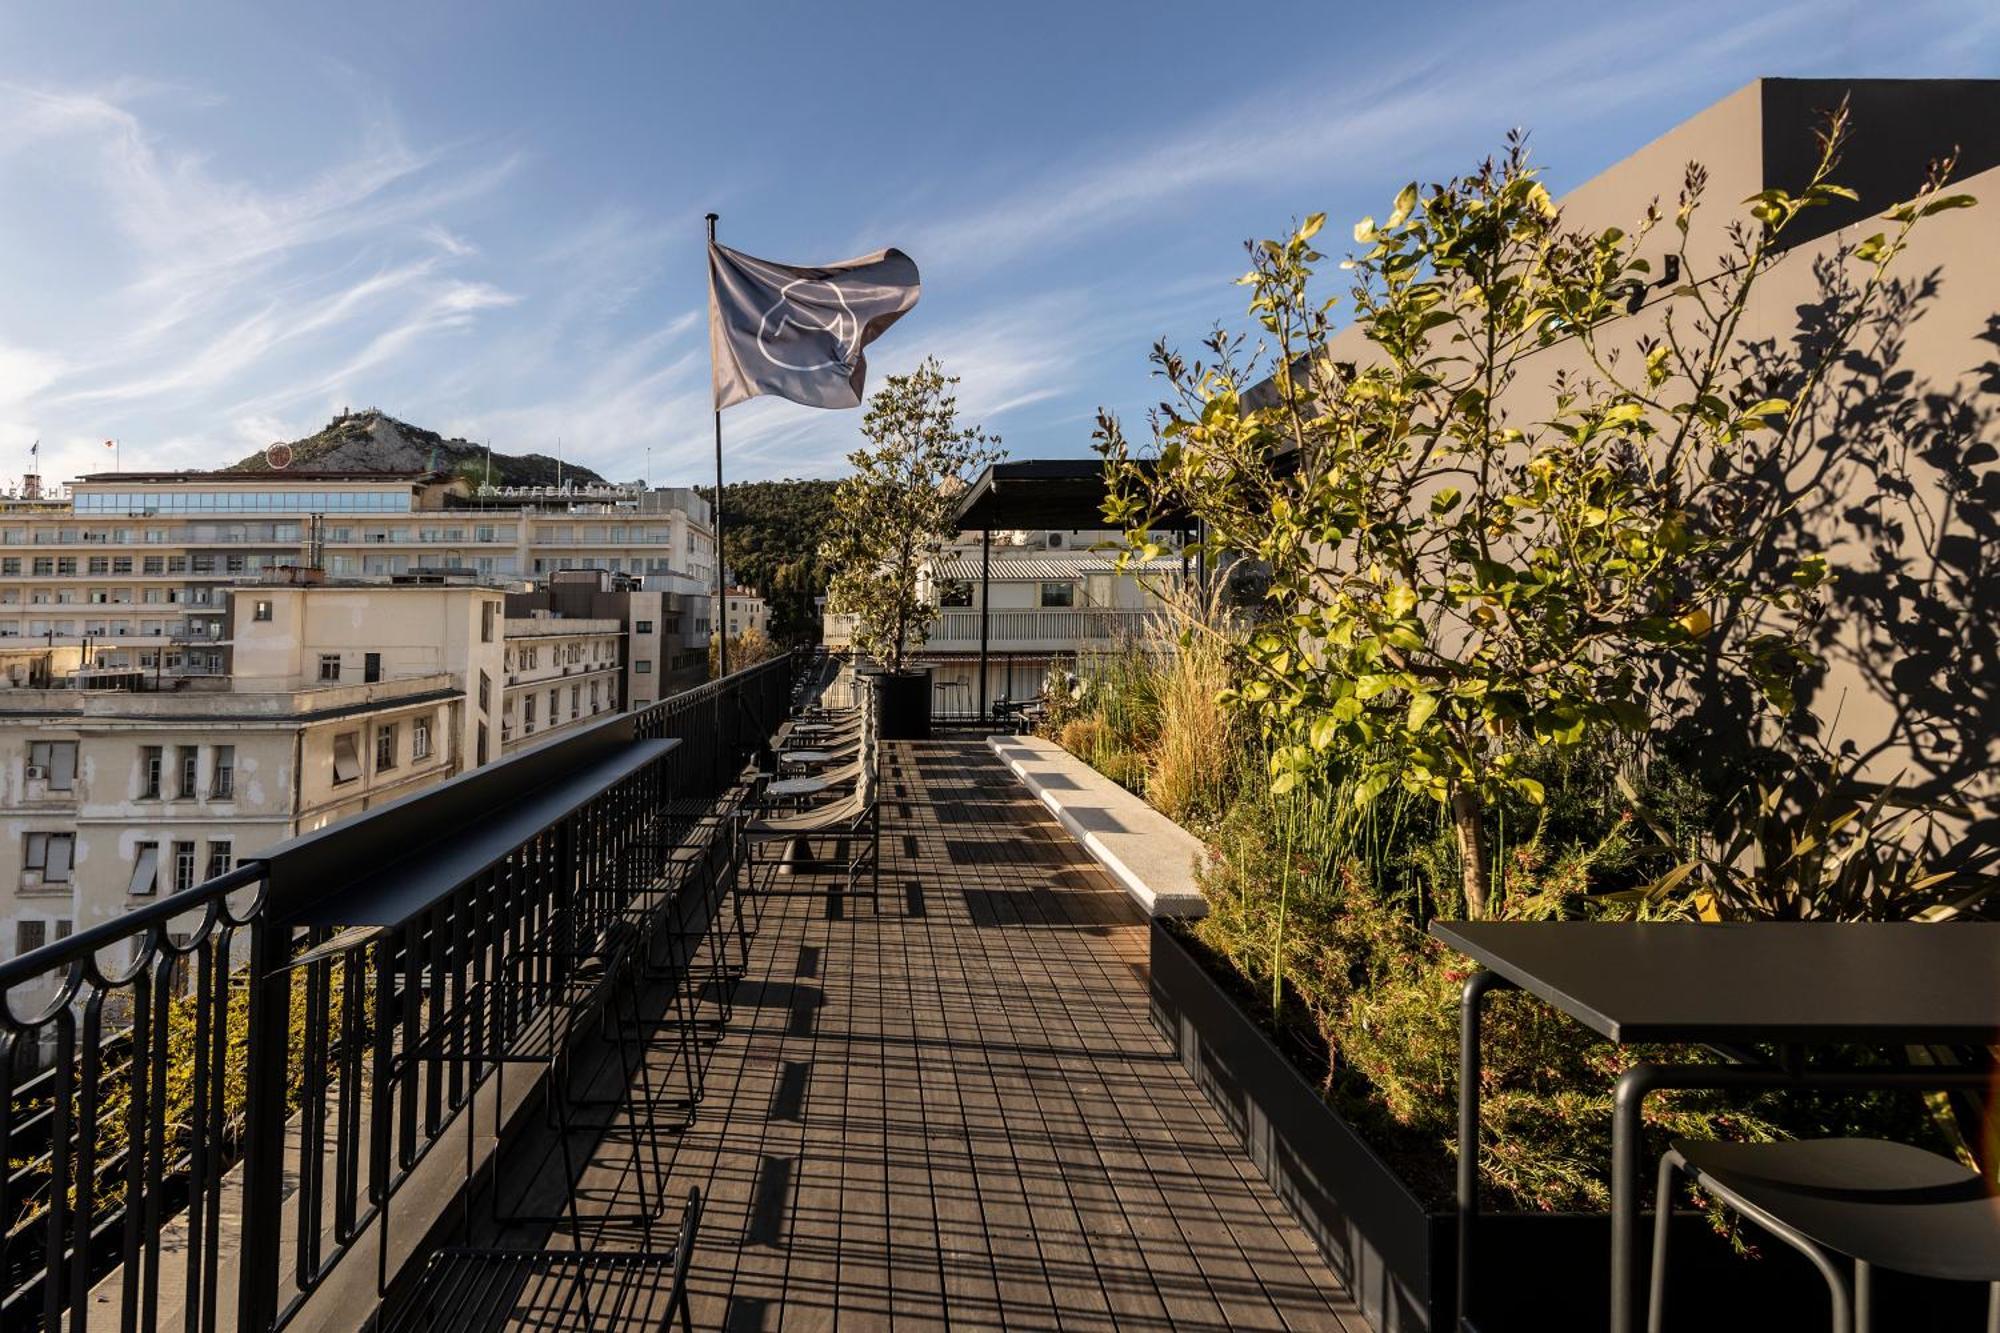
[707,211,727,679]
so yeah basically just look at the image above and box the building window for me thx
[940,579,972,608]
[27,740,77,790]
[136,842,168,897]
[318,653,341,682]
[173,841,197,893]
[332,731,362,785]
[375,723,398,771]
[548,688,558,724]
[141,745,163,799]
[635,659,652,675]
[524,695,536,731]
[253,599,272,621]
[569,685,579,720]
[212,745,235,798]
[480,601,496,643]
[413,717,432,761]
[25,832,74,884]
[364,652,381,684]
[205,840,233,881]
[478,670,491,712]
[476,726,488,766]
[16,920,46,956]
[177,745,199,800]
[1039,581,1075,608]
[635,620,653,634]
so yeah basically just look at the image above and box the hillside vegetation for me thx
[704,479,839,644]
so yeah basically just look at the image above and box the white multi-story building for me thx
[506,568,698,711]
[0,466,720,976]
[0,468,717,680]
[500,613,624,751]
[227,579,506,766]
[724,587,768,640]
[823,530,1189,712]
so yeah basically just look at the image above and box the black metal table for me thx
[1430,921,2000,1333]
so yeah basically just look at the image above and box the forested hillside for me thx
[707,479,839,643]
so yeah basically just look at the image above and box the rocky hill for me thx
[227,409,610,488]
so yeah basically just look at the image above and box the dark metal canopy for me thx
[951,459,1194,533]
[950,460,1201,720]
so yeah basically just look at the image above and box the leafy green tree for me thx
[822,357,1002,673]
[709,625,779,677]
[1102,110,1971,918]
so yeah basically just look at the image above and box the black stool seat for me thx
[381,1248,690,1331]
[382,1188,702,1332]
[1675,1138,2000,1284]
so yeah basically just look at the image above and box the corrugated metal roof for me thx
[930,553,1187,581]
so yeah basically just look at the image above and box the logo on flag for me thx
[757,278,863,373]
[709,243,920,410]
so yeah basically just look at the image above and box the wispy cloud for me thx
[888,2,1834,277]
[0,74,522,480]
[2,0,1990,495]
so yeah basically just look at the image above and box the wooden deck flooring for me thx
[476,737,1361,1332]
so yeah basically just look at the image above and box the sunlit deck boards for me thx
[490,737,1360,1331]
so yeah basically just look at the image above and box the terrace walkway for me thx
[483,736,1361,1332]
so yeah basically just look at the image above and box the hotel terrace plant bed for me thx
[1146,916,1986,1332]
[1011,621,1984,1328]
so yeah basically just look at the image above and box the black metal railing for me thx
[0,655,793,1331]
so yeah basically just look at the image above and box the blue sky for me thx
[1,1,1995,488]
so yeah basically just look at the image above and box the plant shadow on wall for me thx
[1083,103,1992,1213]
[1707,265,2000,873]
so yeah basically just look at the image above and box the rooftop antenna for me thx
[484,439,493,488]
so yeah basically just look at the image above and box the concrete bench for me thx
[986,735,1207,918]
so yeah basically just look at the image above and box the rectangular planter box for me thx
[1147,919,1983,1332]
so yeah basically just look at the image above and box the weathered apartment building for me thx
[506,567,692,713]
[1,582,494,982]
[500,611,625,751]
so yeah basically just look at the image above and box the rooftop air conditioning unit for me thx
[25,765,45,780]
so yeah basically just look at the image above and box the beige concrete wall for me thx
[231,585,503,767]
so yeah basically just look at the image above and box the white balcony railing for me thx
[928,607,1158,650]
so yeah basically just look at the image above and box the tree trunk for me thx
[1451,786,1491,918]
